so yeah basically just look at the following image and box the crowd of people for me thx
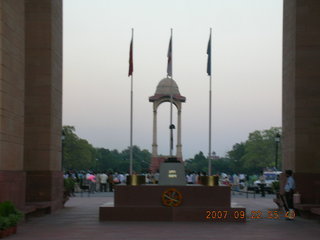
[64,170,126,194]
[64,170,253,195]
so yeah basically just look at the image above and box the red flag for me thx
[128,33,133,76]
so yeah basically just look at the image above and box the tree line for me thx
[62,126,281,175]
[62,126,151,173]
[185,127,282,175]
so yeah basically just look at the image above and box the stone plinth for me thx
[150,156,182,173]
[159,162,186,185]
[100,185,246,222]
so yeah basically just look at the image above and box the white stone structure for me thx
[149,78,186,172]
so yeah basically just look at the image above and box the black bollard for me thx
[260,183,266,197]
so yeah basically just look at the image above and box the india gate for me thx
[0,0,320,215]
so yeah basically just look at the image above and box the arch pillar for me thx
[176,107,182,159]
[152,108,158,157]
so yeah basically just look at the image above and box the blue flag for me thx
[207,32,211,76]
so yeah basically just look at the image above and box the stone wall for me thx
[283,0,320,203]
[0,0,63,210]
[283,0,320,174]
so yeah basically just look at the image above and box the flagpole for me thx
[129,28,134,175]
[169,28,173,157]
[208,28,212,176]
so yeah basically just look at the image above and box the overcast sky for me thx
[63,0,283,159]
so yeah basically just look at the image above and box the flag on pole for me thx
[207,31,212,76]
[128,31,133,76]
[167,34,172,77]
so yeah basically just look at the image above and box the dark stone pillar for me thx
[283,0,320,203]
[0,0,26,209]
[24,0,63,211]
[0,171,26,209]
[26,171,63,211]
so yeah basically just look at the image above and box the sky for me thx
[63,0,283,159]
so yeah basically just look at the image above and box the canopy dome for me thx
[155,78,180,95]
[149,77,185,103]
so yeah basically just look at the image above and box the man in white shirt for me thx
[233,174,240,192]
[284,170,295,219]
[119,173,126,183]
[186,173,193,184]
[99,173,108,192]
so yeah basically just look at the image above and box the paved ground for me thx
[9,192,320,240]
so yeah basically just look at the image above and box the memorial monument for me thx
[149,77,186,184]
[149,78,186,172]
[0,0,319,220]
[99,77,246,222]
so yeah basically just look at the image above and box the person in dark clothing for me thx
[107,173,114,192]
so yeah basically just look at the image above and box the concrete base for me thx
[26,171,64,212]
[0,171,26,210]
[294,173,320,204]
[100,185,246,222]
[100,206,246,222]
[114,185,231,207]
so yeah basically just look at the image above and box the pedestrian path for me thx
[9,193,320,240]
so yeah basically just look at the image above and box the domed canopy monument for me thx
[149,77,186,172]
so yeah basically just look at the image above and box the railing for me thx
[231,189,256,198]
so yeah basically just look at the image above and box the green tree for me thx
[120,146,151,173]
[185,152,233,175]
[185,151,208,173]
[62,126,96,170]
[226,127,282,175]
[95,148,123,172]
[227,142,246,173]
[242,127,281,174]
[212,158,233,175]
[92,146,152,173]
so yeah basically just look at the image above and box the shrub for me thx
[0,216,10,230]
[272,180,280,192]
[0,201,23,229]
[0,201,17,217]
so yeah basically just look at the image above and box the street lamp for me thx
[61,130,66,171]
[275,133,280,170]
